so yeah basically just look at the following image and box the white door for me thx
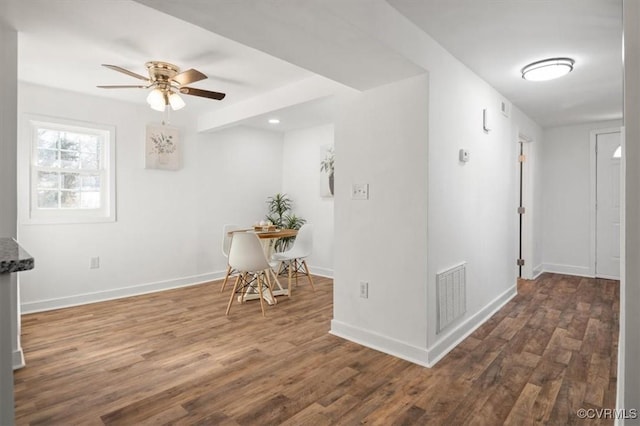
[596,131,622,279]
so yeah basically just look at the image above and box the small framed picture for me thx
[145,124,181,170]
[320,144,334,197]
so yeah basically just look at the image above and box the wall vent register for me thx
[436,262,467,333]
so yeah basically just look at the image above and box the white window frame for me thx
[24,115,116,224]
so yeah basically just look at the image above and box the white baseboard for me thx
[12,348,24,370]
[20,271,225,314]
[426,284,517,366]
[542,263,594,278]
[330,283,517,368]
[532,264,544,280]
[595,273,621,280]
[309,266,333,278]
[330,320,430,367]
[21,266,334,314]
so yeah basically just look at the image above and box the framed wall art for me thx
[320,144,334,197]
[145,124,181,170]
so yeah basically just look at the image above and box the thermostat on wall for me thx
[483,108,492,132]
[459,149,470,163]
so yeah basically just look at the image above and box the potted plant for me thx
[320,146,335,196]
[265,193,306,252]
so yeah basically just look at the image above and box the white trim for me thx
[590,127,623,279]
[426,283,517,366]
[330,320,430,367]
[542,263,594,278]
[615,125,626,423]
[596,273,621,280]
[12,349,24,370]
[330,283,517,368]
[308,266,333,278]
[21,114,117,225]
[532,264,544,280]
[518,132,534,279]
[20,271,225,314]
[20,267,334,314]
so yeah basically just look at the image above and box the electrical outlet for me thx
[352,183,369,200]
[359,281,369,298]
[90,257,100,269]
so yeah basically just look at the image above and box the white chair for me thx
[272,224,315,297]
[226,232,276,317]
[220,224,241,292]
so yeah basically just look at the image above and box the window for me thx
[27,116,116,223]
[613,145,622,159]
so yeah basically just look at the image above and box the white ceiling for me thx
[1,0,315,114]
[1,0,624,130]
[388,0,623,127]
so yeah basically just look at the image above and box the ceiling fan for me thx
[97,61,226,111]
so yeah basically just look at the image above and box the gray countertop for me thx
[0,238,34,274]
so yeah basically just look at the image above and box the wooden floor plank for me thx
[15,273,619,425]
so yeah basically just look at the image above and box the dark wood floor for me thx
[14,273,619,425]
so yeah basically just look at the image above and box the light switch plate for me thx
[352,183,369,200]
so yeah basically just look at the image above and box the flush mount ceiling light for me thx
[521,57,575,81]
[268,118,280,124]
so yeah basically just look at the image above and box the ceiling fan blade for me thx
[172,69,207,86]
[101,64,149,82]
[180,87,226,100]
[97,85,148,89]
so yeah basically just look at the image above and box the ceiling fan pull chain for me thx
[165,105,170,126]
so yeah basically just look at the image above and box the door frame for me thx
[590,127,623,278]
[517,132,534,280]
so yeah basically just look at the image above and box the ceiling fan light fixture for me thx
[99,62,227,112]
[521,57,575,81]
[169,92,186,111]
[149,100,166,112]
[146,88,164,106]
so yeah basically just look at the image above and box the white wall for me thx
[0,22,17,239]
[322,2,546,365]
[425,58,523,363]
[337,3,542,364]
[16,84,285,312]
[17,83,200,311]
[282,124,334,276]
[623,0,640,416]
[194,126,284,275]
[0,20,19,424]
[540,119,622,277]
[16,82,338,312]
[332,74,430,365]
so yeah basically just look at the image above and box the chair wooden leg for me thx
[268,264,283,298]
[220,265,232,292]
[301,259,315,291]
[257,272,266,317]
[294,259,299,288]
[225,274,242,315]
[287,260,293,298]
[264,269,277,305]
